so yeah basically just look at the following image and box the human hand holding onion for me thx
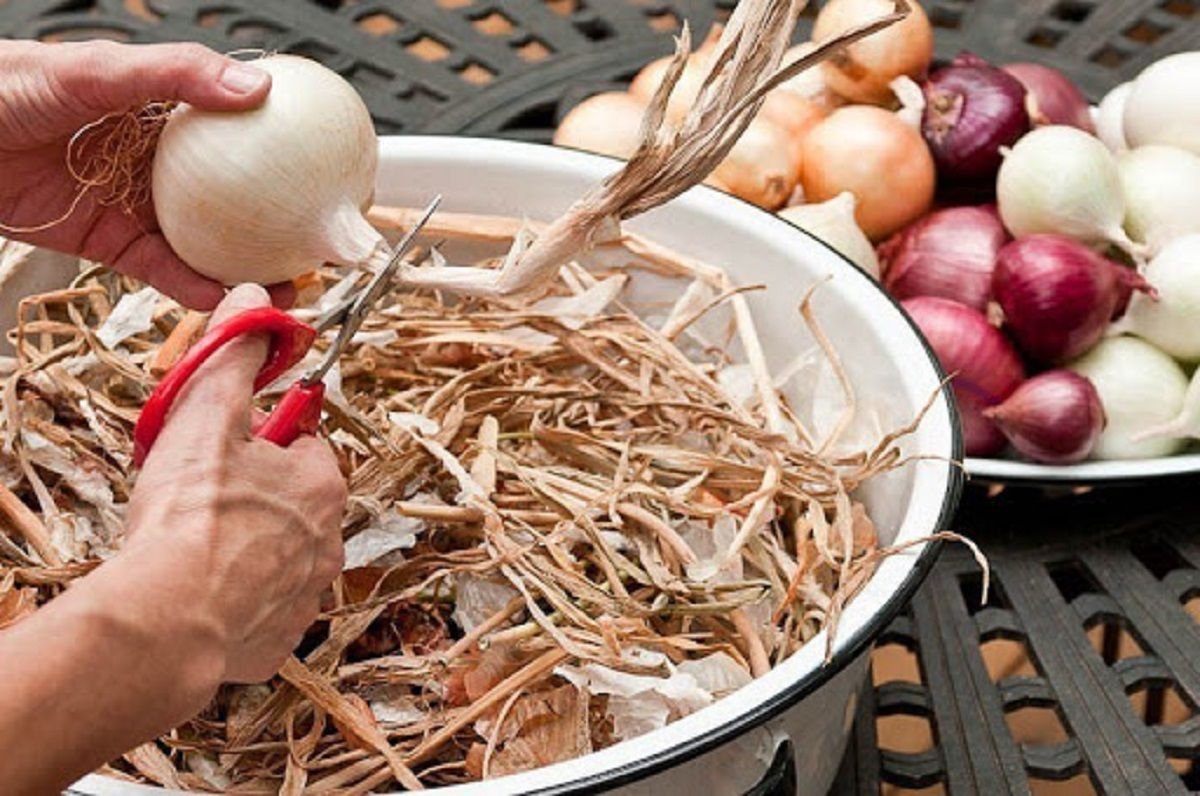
[0,39,298,309]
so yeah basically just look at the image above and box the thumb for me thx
[163,284,273,441]
[54,41,271,115]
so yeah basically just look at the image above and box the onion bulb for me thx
[996,125,1139,256]
[711,118,799,210]
[922,53,1031,182]
[628,29,721,122]
[800,106,935,240]
[984,370,1105,464]
[993,234,1152,363]
[758,90,829,174]
[1094,82,1132,154]
[1069,336,1188,460]
[902,296,1026,457]
[812,0,934,105]
[1117,145,1200,255]
[553,92,648,160]
[778,42,843,109]
[1124,52,1200,156]
[778,193,879,278]
[1121,235,1200,361]
[153,54,383,285]
[1134,366,1200,444]
[1001,62,1094,132]
[879,205,1007,311]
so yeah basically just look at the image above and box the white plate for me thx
[965,453,1200,484]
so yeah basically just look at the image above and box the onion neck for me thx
[321,201,388,268]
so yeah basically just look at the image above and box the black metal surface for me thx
[835,482,1200,795]
[4,1,1200,795]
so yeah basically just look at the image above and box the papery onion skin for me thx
[922,54,1031,181]
[800,106,935,240]
[984,370,1104,464]
[993,234,1151,363]
[813,0,934,106]
[879,204,1007,310]
[153,55,383,285]
[902,296,1026,456]
[996,125,1132,251]
[1124,52,1200,156]
[1069,336,1188,460]
[554,92,648,160]
[1123,234,1200,361]
[1002,62,1094,132]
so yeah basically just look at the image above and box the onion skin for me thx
[993,235,1152,363]
[879,205,1008,310]
[553,92,647,160]
[813,0,934,106]
[759,90,829,176]
[1002,62,1095,133]
[800,106,935,240]
[984,370,1104,464]
[902,297,1026,457]
[922,55,1031,181]
[1069,336,1188,460]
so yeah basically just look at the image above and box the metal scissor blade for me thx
[303,195,442,384]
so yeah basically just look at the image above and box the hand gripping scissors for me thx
[132,196,441,467]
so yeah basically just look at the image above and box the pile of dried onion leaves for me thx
[0,0,977,790]
[0,205,958,792]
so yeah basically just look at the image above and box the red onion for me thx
[922,53,1031,182]
[1002,62,1095,133]
[879,205,1008,310]
[992,235,1154,363]
[984,370,1105,464]
[902,297,1026,457]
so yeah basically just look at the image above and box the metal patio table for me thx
[3,0,1198,792]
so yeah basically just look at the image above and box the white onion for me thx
[778,193,879,278]
[553,92,648,160]
[997,125,1138,256]
[1121,235,1200,361]
[1134,366,1200,443]
[1118,145,1200,255]
[153,55,384,285]
[1094,82,1131,154]
[1124,52,1200,156]
[1069,335,1188,459]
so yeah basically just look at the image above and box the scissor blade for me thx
[303,195,442,384]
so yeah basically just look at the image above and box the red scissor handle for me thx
[133,307,318,467]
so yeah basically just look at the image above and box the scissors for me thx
[132,196,442,467]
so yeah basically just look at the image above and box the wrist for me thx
[73,544,227,718]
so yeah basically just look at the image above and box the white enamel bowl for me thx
[75,136,962,796]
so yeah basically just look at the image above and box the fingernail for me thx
[220,62,269,95]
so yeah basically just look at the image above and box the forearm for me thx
[0,548,223,793]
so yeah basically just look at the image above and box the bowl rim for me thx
[75,135,964,796]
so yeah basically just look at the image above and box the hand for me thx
[121,283,346,682]
[0,40,295,310]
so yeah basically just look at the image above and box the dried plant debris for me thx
[0,203,954,789]
[0,0,966,789]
